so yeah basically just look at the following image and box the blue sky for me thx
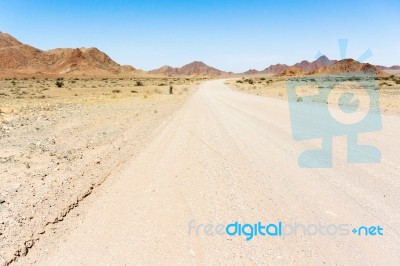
[1,0,399,72]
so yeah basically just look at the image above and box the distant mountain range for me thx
[376,65,400,70]
[149,61,228,76]
[242,55,400,76]
[0,32,398,78]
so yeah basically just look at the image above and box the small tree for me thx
[56,79,64,88]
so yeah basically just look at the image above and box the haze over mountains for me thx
[0,32,398,78]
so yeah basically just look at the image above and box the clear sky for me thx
[1,0,399,72]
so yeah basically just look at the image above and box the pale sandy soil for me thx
[384,69,400,76]
[226,75,400,116]
[11,80,400,265]
[0,77,204,264]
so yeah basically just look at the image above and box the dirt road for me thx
[18,80,400,265]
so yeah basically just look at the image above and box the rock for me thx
[0,107,13,114]
[12,184,20,193]
[2,115,15,124]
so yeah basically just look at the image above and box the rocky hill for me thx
[0,32,138,78]
[292,55,334,72]
[150,61,226,76]
[243,56,333,75]
[376,65,400,70]
[276,66,305,76]
[260,63,289,74]
[308,58,383,75]
[243,55,388,76]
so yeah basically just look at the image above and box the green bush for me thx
[244,79,254,84]
[55,79,64,88]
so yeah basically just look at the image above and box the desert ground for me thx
[0,78,399,265]
[0,77,205,264]
[225,75,400,116]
